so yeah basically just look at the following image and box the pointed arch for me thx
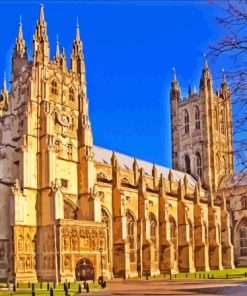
[69,87,75,101]
[101,206,112,264]
[64,199,77,220]
[51,79,58,95]
[196,152,202,179]
[194,105,200,129]
[126,209,137,262]
[184,109,189,134]
[185,154,191,174]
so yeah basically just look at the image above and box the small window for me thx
[184,109,189,134]
[195,106,200,130]
[196,152,202,179]
[67,144,73,160]
[69,87,75,102]
[61,179,68,188]
[220,110,225,134]
[185,154,191,174]
[51,80,58,95]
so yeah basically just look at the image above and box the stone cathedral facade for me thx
[0,6,235,283]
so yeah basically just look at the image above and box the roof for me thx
[219,172,247,189]
[93,145,197,187]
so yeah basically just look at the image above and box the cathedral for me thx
[0,4,243,283]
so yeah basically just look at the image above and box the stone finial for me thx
[168,169,174,183]
[111,150,118,168]
[55,34,60,59]
[183,174,188,193]
[159,173,165,196]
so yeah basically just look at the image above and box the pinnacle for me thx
[55,34,60,58]
[203,53,208,69]
[3,72,6,91]
[39,3,45,23]
[172,67,177,81]
[76,18,81,41]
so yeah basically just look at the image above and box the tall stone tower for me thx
[0,5,106,282]
[170,59,234,193]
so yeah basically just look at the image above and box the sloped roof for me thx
[93,145,196,187]
[219,172,247,189]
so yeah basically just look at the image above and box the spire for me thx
[221,69,229,95]
[13,15,26,59]
[170,67,181,100]
[200,54,212,91]
[55,34,60,59]
[39,3,45,23]
[33,4,50,64]
[70,17,85,82]
[172,67,177,82]
[2,72,6,91]
[203,53,208,69]
[76,16,80,41]
[18,15,23,39]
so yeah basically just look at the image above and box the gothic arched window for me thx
[184,109,189,134]
[101,208,111,262]
[220,110,225,134]
[69,87,75,102]
[51,79,58,95]
[196,152,202,179]
[195,106,200,129]
[64,200,76,219]
[185,154,191,174]
[239,220,247,257]
[149,214,158,261]
[55,140,60,155]
[169,216,177,260]
[126,211,136,262]
[67,144,73,160]
[204,222,208,242]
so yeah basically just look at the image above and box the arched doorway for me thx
[75,258,94,281]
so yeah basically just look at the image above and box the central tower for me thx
[170,60,234,193]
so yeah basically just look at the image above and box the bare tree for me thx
[210,0,247,171]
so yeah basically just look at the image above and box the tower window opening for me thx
[61,179,68,188]
[240,222,247,257]
[184,109,189,134]
[67,144,73,160]
[69,87,75,101]
[195,106,200,130]
[196,152,202,179]
[185,154,191,174]
[51,79,58,95]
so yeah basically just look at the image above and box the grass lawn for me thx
[0,282,102,296]
[172,267,247,279]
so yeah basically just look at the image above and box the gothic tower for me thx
[170,59,234,193]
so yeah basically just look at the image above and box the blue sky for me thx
[0,1,230,168]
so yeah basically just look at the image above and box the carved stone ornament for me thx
[51,178,61,192]
[12,179,22,194]
[89,185,104,201]
[57,112,72,128]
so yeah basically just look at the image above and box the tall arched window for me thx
[215,109,219,131]
[51,79,58,95]
[126,211,136,262]
[220,110,225,134]
[184,109,189,134]
[196,152,202,179]
[55,140,60,155]
[169,216,177,261]
[69,87,75,101]
[101,208,111,263]
[195,106,200,129]
[150,213,158,261]
[185,154,191,174]
[204,222,208,242]
[64,200,77,219]
[239,220,247,257]
[67,144,73,160]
